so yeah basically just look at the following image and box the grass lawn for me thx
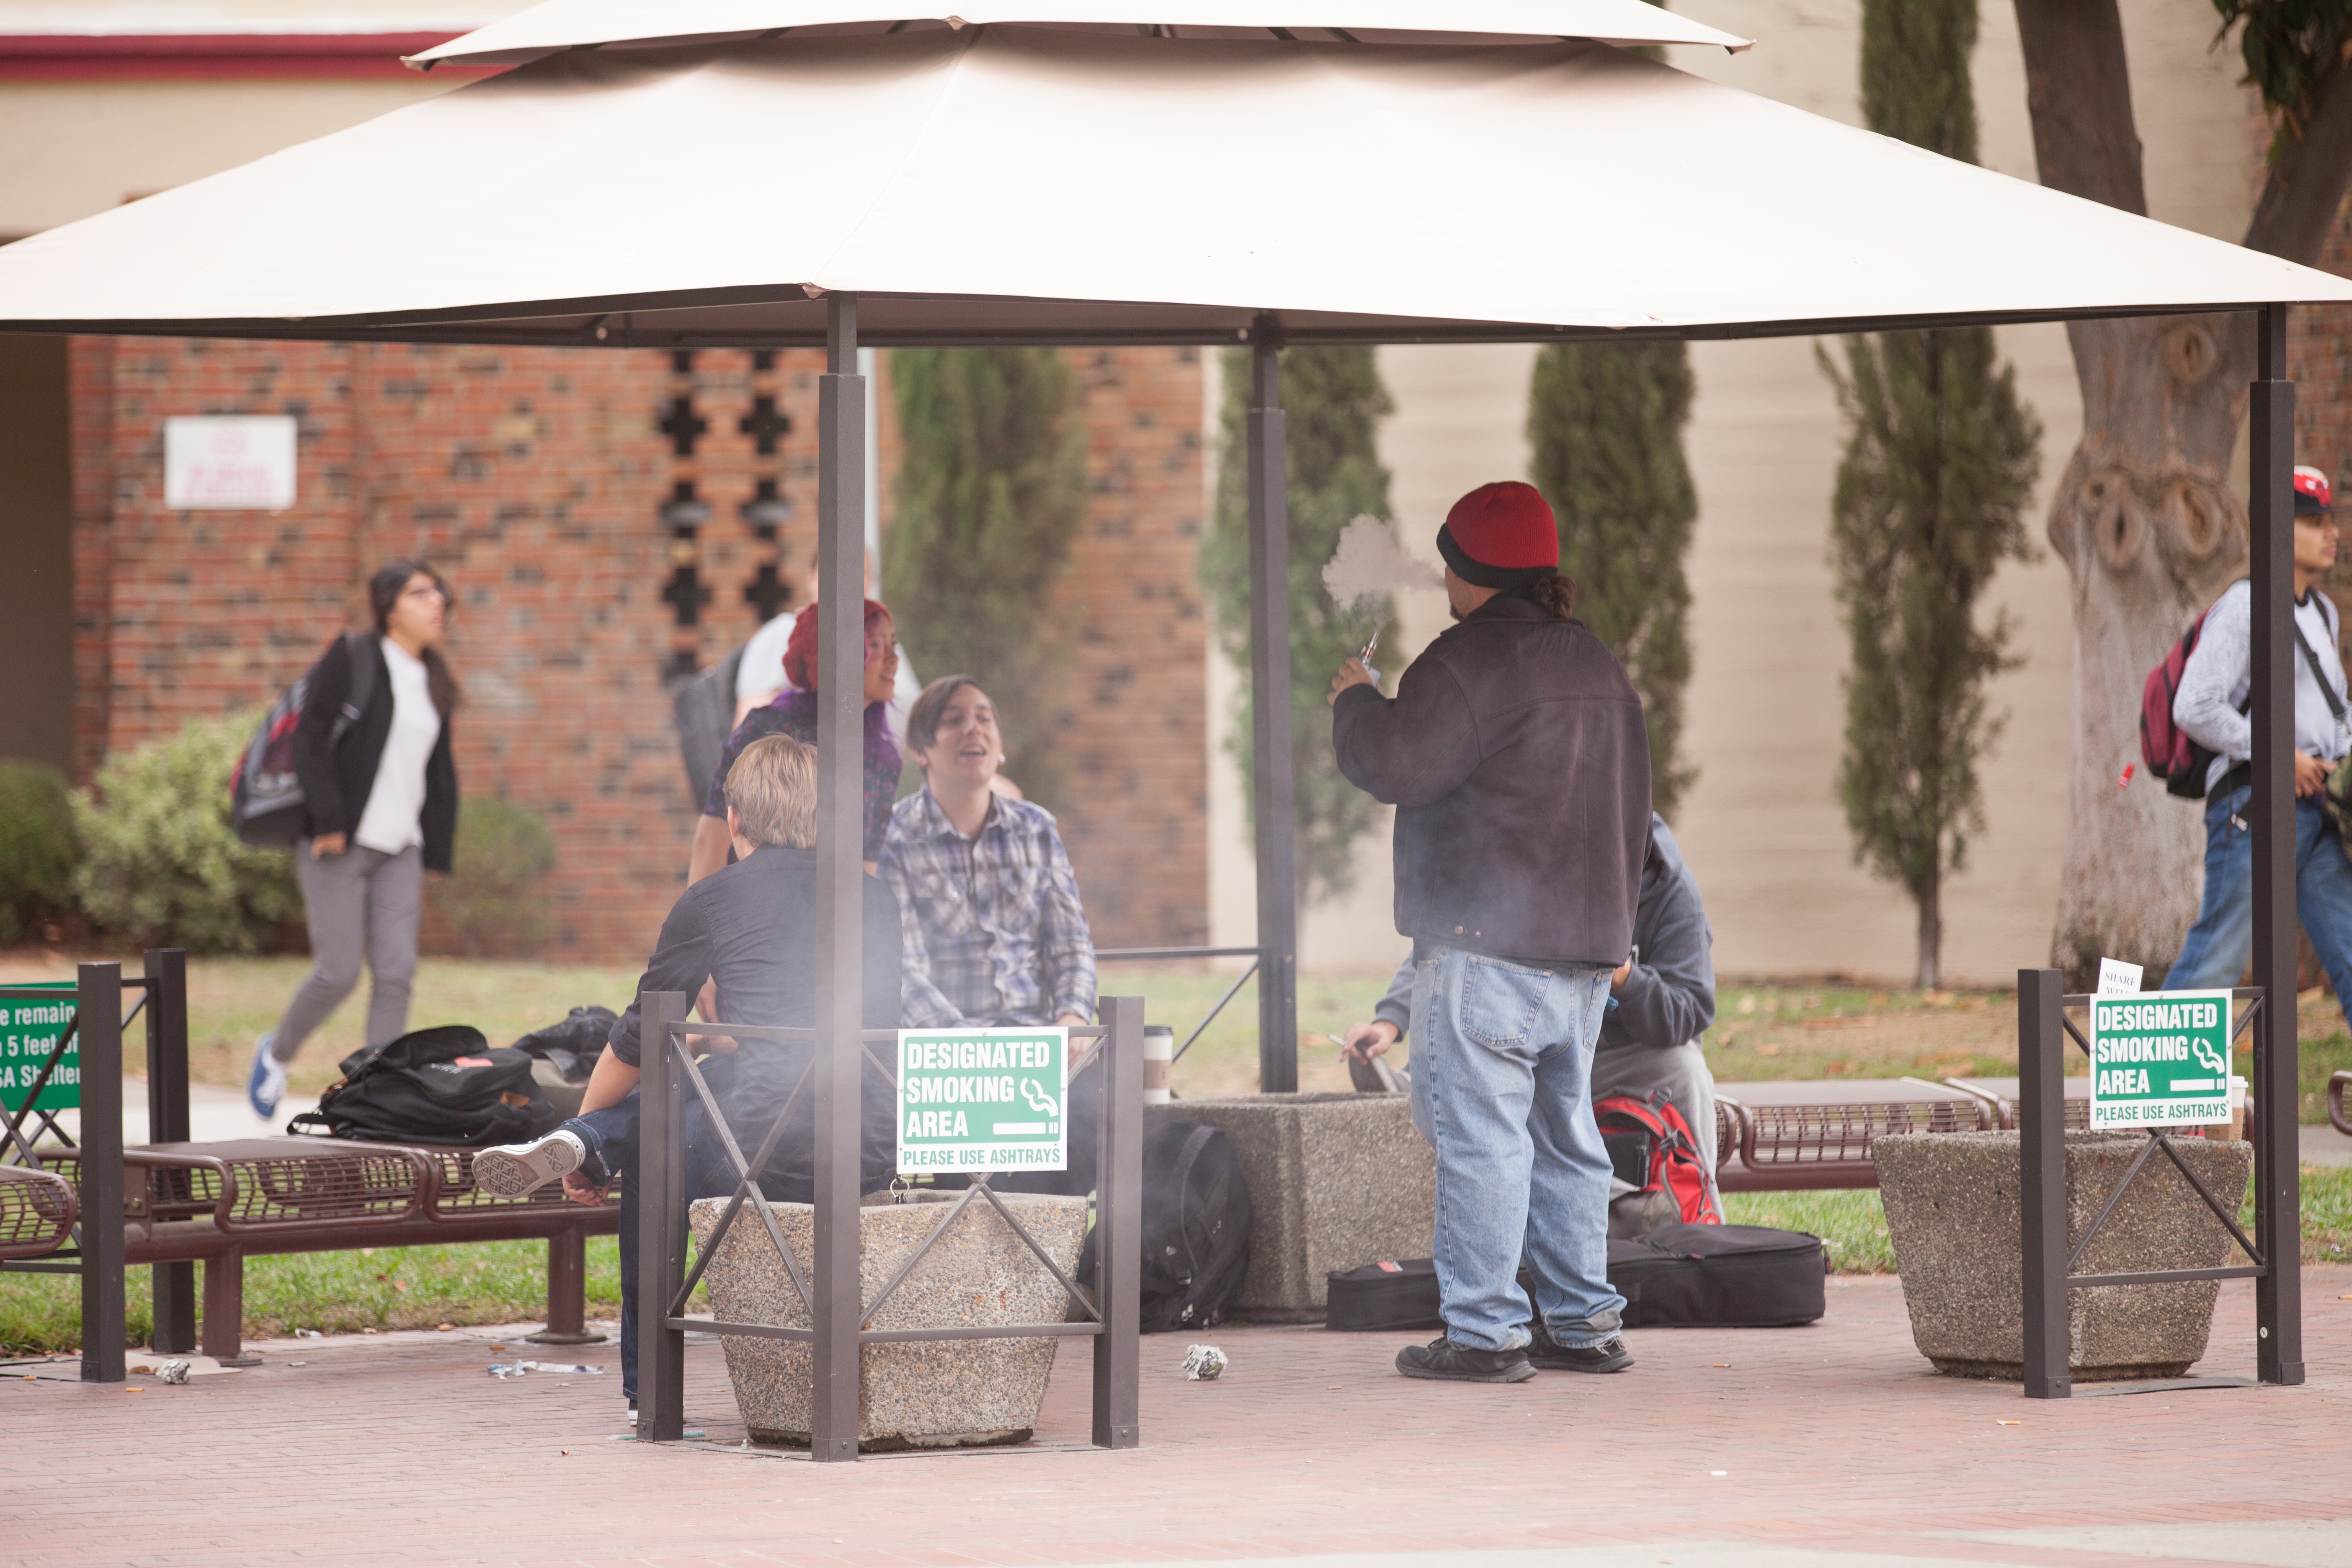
[4,952,2349,1349]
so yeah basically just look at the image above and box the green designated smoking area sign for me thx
[0,982,78,1114]
[896,1027,1068,1175]
[2088,988,2233,1128]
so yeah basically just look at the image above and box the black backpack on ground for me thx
[1079,1119,1250,1334]
[1325,1223,1828,1333]
[507,1006,617,1085]
[231,632,377,848]
[289,1024,561,1147]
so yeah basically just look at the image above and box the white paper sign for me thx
[2095,957,2145,998]
[165,416,297,510]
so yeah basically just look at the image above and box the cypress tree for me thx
[1822,0,2042,988]
[1527,340,1700,816]
[1201,346,1397,906]
[883,348,1088,805]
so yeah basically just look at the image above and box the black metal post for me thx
[143,949,196,1355]
[2249,302,2305,1385]
[1092,997,1143,1449]
[1246,317,1299,1093]
[636,989,687,1441]
[2017,968,2069,1399]
[78,962,124,1385]
[811,289,867,1461]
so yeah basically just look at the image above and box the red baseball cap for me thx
[1436,481,1560,589]
[2295,464,2332,516]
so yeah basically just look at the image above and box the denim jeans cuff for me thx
[559,1118,610,1185]
[1545,1307,1622,1347]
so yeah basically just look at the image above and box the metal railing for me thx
[634,991,1144,1455]
[2017,976,2294,1398]
[1093,945,1259,1068]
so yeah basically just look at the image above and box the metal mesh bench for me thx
[2330,1070,2351,1138]
[0,1165,77,1261]
[1711,1078,1998,1191]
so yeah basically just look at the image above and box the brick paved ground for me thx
[8,1270,2348,1568]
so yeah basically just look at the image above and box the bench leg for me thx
[526,1228,606,1345]
[151,1262,197,1356]
[201,1251,259,1367]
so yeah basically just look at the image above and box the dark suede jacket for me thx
[1331,593,1651,968]
[289,633,459,873]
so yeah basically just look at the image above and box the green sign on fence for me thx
[1,983,78,1114]
[895,1027,1068,1175]
[2087,988,2233,1129]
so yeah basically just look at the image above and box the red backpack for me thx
[2139,583,2241,800]
[1595,1091,1720,1227]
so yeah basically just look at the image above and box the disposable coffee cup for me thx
[2229,1074,2249,1141]
[1144,1025,1174,1104]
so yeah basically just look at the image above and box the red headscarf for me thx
[782,596,892,691]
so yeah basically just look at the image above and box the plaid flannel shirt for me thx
[880,788,1097,1029]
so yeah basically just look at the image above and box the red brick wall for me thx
[68,335,1207,962]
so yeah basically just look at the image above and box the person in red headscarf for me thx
[687,596,903,883]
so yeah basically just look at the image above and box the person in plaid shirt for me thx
[882,676,1095,1030]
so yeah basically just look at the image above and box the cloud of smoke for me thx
[1321,515,1441,621]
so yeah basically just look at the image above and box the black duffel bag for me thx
[289,1024,562,1147]
[1326,1223,1826,1333]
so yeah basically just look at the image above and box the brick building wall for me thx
[67,335,1207,962]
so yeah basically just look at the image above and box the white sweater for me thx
[2172,580,2349,794]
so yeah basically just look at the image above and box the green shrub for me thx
[433,796,557,957]
[0,761,79,946]
[72,712,299,954]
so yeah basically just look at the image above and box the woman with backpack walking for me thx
[248,560,461,1118]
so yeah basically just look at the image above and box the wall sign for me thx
[165,415,297,510]
[895,1027,1068,1175]
[2087,989,2233,1128]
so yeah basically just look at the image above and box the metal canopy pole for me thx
[2248,301,2305,1385]
[78,962,124,1385]
[2017,968,2069,1398]
[812,290,868,1459]
[143,948,195,1356]
[1246,316,1300,1093]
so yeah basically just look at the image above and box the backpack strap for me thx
[284,1112,334,1137]
[1167,1123,1221,1279]
[2292,618,2349,727]
[328,632,379,750]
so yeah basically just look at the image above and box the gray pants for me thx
[272,842,422,1063]
[1587,1039,1721,1218]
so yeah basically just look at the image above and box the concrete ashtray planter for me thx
[1875,1130,2253,1382]
[687,1190,1088,1450]
[1148,1092,1432,1320]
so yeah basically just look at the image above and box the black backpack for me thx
[231,632,377,848]
[507,1006,617,1085]
[1081,1120,1250,1334]
[289,1024,561,1147]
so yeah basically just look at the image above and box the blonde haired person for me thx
[475,732,903,1414]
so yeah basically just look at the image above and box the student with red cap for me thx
[2166,463,2352,1026]
[1330,480,1653,1384]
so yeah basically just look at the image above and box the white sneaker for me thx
[472,1130,587,1197]
[248,1033,287,1118]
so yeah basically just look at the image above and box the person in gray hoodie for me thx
[1341,812,1721,1219]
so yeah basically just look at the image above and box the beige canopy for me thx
[2,23,2346,346]
[401,0,1757,64]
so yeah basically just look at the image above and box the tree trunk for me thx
[1917,855,1941,991]
[2046,313,2252,986]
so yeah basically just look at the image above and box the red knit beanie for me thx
[1436,481,1560,589]
[782,597,892,691]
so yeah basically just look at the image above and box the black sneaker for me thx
[1525,1323,1634,1373]
[1395,1336,1536,1383]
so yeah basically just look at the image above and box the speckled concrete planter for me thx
[687,1191,1088,1450]
[1148,1092,1432,1320]
[1875,1130,2252,1382]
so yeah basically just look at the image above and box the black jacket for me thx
[606,847,904,1192]
[289,634,459,873]
[1599,815,1715,1052]
[1332,593,1651,967]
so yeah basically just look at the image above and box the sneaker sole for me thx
[1395,1357,1537,1384]
[473,1138,580,1197]
[1528,1351,1635,1374]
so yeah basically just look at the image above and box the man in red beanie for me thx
[1330,480,1652,1384]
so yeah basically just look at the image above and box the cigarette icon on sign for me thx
[993,1079,1062,1136]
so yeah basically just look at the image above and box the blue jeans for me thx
[1408,947,1625,1351]
[2167,785,2352,1027]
